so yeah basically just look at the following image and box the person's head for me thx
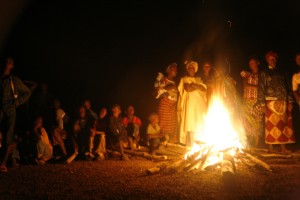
[111,104,121,118]
[79,106,86,118]
[53,99,61,110]
[248,57,260,74]
[202,61,212,76]
[40,83,49,93]
[166,63,177,79]
[5,57,14,74]
[34,117,43,128]
[295,53,300,67]
[148,113,159,125]
[127,105,135,116]
[84,99,91,110]
[185,60,198,77]
[99,107,107,119]
[265,51,278,68]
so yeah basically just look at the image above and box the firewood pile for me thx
[145,144,277,176]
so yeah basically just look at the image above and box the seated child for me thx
[108,104,130,161]
[34,117,53,164]
[90,107,108,160]
[147,113,163,155]
[123,105,142,150]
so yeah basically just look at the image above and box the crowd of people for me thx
[0,50,299,173]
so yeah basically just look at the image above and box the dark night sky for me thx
[1,0,300,122]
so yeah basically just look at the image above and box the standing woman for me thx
[241,57,263,148]
[154,63,178,144]
[177,61,207,146]
[258,51,295,153]
[200,61,216,102]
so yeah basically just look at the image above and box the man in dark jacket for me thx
[0,58,31,172]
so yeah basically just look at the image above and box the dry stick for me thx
[176,151,202,172]
[193,145,215,174]
[243,151,272,172]
[147,167,161,175]
[66,152,78,164]
[135,146,182,157]
[259,153,292,159]
[184,157,204,172]
[123,149,168,161]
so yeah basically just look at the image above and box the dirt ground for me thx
[1,149,300,200]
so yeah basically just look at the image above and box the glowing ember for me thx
[184,95,246,168]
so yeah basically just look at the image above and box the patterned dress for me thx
[242,72,263,146]
[258,67,295,144]
[155,77,178,143]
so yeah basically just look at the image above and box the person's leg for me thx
[53,129,67,156]
[99,135,106,153]
[127,136,135,150]
[119,139,128,160]
[268,144,274,153]
[5,112,16,146]
[1,143,17,166]
[89,136,94,155]
[280,144,289,153]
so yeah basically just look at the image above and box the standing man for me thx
[0,58,31,172]
[258,51,295,153]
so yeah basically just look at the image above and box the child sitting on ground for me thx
[108,104,130,161]
[34,117,53,164]
[147,113,163,155]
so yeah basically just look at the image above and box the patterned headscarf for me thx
[184,60,198,72]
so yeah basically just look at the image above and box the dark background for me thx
[1,0,300,126]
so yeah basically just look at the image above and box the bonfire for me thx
[147,94,272,176]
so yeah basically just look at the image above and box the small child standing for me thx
[147,113,163,155]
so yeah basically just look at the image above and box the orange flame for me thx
[185,94,245,167]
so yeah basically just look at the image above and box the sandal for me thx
[0,165,7,173]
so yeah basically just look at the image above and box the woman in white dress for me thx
[177,61,207,146]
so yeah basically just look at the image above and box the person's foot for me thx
[280,149,291,155]
[35,158,46,165]
[0,165,7,173]
[12,158,20,167]
[121,155,129,161]
[95,153,105,161]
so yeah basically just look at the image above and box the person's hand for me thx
[240,71,250,78]
[184,83,192,92]
[90,129,96,137]
[165,84,177,90]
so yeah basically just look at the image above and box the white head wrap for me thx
[184,60,198,72]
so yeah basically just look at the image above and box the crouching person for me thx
[109,104,130,161]
[34,117,53,164]
[147,113,163,155]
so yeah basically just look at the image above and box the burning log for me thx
[193,145,214,174]
[221,153,236,176]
